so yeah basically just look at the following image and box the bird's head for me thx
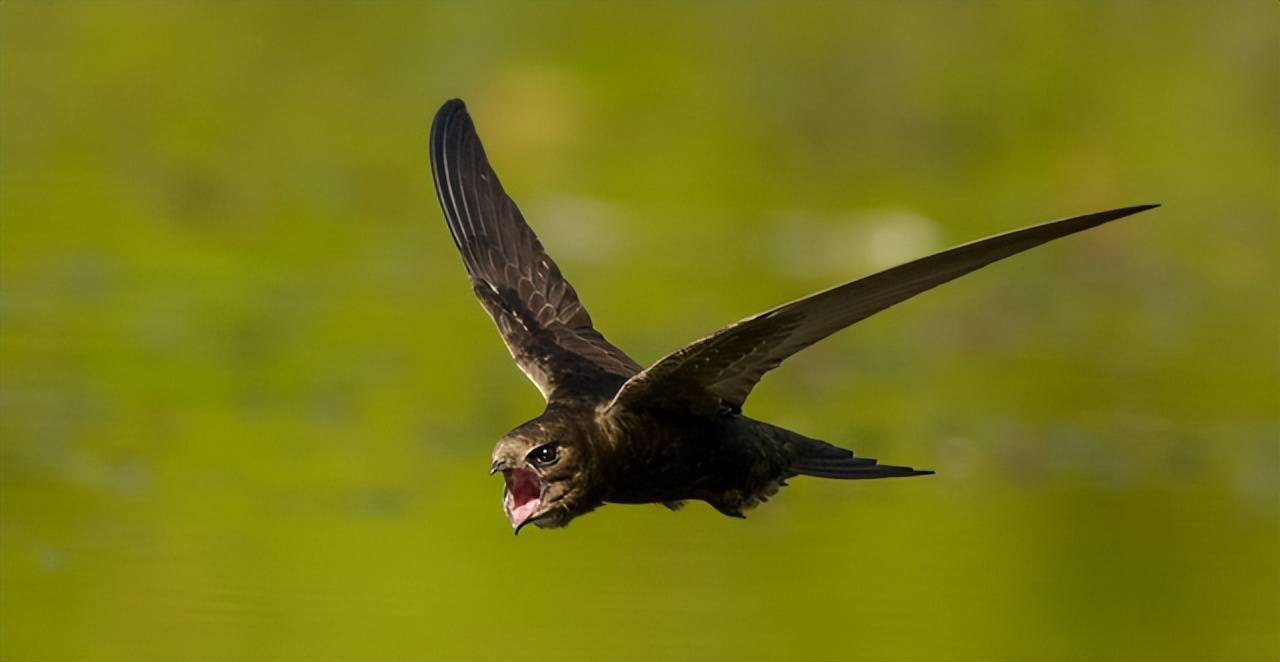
[490,415,596,534]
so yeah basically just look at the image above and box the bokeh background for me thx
[2,2,1277,660]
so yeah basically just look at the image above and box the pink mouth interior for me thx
[505,468,542,526]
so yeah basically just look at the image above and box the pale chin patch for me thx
[504,468,543,529]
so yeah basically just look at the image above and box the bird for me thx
[427,98,1157,534]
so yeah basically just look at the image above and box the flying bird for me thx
[428,98,1156,533]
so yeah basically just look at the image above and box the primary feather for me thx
[429,99,640,401]
[607,205,1157,415]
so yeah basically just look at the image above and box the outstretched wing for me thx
[430,99,640,401]
[608,205,1158,415]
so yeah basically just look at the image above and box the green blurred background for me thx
[2,2,1277,660]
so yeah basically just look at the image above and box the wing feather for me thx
[608,205,1158,414]
[430,99,640,401]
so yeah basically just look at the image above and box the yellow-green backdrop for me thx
[2,2,1277,660]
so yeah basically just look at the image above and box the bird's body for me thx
[496,396,893,527]
[601,409,792,514]
[593,405,796,515]
[427,98,1156,533]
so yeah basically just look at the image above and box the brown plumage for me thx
[428,98,1157,533]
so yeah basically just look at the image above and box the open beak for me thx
[502,467,544,535]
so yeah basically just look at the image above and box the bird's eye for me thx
[527,443,559,466]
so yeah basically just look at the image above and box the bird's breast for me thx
[600,411,772,505]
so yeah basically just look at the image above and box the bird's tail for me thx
[787,435,933,480]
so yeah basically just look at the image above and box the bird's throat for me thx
[505,468,543,529]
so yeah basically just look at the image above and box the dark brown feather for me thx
[429,99,640,401]
[607,205,1157,415]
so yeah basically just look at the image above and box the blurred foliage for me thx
[1,2,1277,660]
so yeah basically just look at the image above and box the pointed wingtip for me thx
[1070,203,1160,229]
[1118,203,1161,216]
[430,98,469,139]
